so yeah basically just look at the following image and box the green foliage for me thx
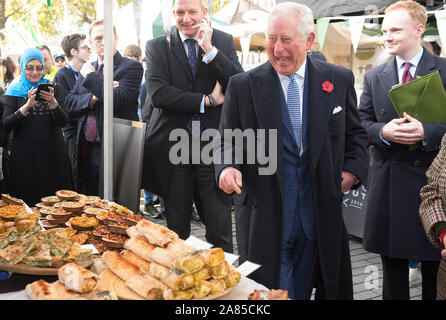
[1,0,132,40]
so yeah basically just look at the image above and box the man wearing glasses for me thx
[55,33,92,191]
[65,20,143,196]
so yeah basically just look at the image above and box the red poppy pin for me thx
[322,81,334,93]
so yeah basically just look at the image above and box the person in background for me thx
[54,53,67,69]
[36,45,58,80]
[358,0,446,300]
[123,44,164,218]
[0,57,17,94]
[65,20,143,197]
[2,48,71,206]
[55,33,91,191]
[143,0,243,250]
[420,134,446,300]
[0,57,17,194]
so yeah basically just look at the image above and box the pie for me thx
[2,194,23,206]
[55,190,78,201]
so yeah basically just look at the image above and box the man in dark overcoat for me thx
[142,0,243,252]
[216,2,369,299]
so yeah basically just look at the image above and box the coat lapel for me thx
[415,48,439,77]
[377,57,398,101]
[170,28,194,82]
[306,57,334,174]
[249,62,284,203]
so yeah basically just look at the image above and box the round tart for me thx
[69,215,99,231]
[49,208,72,219]
[84,207,108,217]
[41,196,61,206]
[55,190,78,201]
[60,201,85,212]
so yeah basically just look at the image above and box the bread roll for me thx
[25,280,61,300]
[58,263,99,293]
[101,251,143,281]
[125,274,167,300]
[120,250,152,274]
[135,219,178,247]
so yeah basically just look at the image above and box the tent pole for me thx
[103,0,114,201]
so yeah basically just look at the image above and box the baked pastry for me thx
[58,263,99,293]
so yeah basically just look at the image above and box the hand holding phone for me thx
[36,83,54,101]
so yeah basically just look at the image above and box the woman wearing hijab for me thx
[2,48,71,206]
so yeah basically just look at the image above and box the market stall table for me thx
[0,275,268,300]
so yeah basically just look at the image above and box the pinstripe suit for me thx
[420,134,446,299]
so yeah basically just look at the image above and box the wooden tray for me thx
[0,255,93,276]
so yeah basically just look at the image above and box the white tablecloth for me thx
[0,276,268,300]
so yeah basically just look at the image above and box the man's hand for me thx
[381,112,424,145]
[206,81,224,107]
[219,167,243,195]
[80,62,96,78]
[442,234,446,257]
[90,95,99,106]
[341,171,358,193]
[197,16,214,54]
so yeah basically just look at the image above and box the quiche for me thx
[22,241,53,267]
[0,229,19,249]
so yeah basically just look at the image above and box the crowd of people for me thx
[1,0,446,300]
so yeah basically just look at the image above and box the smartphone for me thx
[36,83,54,101]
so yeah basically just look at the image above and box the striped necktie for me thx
[287,74,302,151]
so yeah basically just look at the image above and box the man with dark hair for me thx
[65,20,143,196]
[55,33,91,190]
[36,44,57,80]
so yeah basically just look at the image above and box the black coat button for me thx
[414,160,420,166]
[380,108,386,115]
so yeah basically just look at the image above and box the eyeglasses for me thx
[25,66,44,72]
[78,45,92,51]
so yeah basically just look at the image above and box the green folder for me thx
[389,71,446,122]
[388,71,446,150]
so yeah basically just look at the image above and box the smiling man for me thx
[215,2,368,299]
[358,0,446,300]
[142,0,243,252]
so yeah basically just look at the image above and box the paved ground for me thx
[140,199,422,300]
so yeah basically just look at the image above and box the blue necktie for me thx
[185,38,202,137]
[287,74,302,151]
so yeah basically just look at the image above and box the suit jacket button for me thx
[414,160,420,166]
[380,108,386,115]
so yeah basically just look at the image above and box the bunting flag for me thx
[349,16,365,53]
[44,0,51,6]
[316,18,330,51]
[26,16,39,44]
[435,10,446,49]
